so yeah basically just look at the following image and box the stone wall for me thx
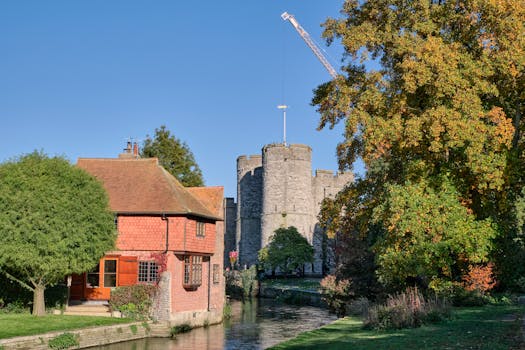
[224,198,237,267]
[0,322,149,350]
[236,155,263,267]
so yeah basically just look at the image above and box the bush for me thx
[320,275,353,316]
[0,300,29,314]
[225,267,258,300]
[223,300,232,319]
[48,333,79,349]
[462,263,496,293]
[109,284,156,320]
[364,287,451,330]
[240,266,258,298]
[170,324,192,338]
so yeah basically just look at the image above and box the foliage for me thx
[240,266,258,298]
[319,275,353,316]
[314,0,525,292]
[47,333,79,350]
[224,267,258,300]
[0,301,28,314]
[170,324,192,338]
[0,152,116,315]
[364,287,451,330]
[372,177,496,290]
[109,285,156,320]
[141,125,204,187]
[223,300,232,319]
[258,227,314,276]
[224,269,244,299]
[462,263,497,293]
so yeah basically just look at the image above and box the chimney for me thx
[119,140,135,159]
[133,142,139,157]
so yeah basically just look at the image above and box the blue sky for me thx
[1,1,359,198]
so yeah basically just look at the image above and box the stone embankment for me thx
[259,284,325,307]
[0,321,172,350]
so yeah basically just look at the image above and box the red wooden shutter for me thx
[118,256,138,286]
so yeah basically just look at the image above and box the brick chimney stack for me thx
[133,142,139,157]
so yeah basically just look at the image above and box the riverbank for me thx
[0,318,149,350]
[269,304,525,350]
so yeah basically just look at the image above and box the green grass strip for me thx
[270,304,524,350]
[0,314,133,339]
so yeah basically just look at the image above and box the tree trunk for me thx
[32,284,46,316]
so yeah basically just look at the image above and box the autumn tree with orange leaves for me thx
[316,0,524,293]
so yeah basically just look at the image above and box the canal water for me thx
[93,298,337,350]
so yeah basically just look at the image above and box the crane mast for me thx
[281,12,337,79]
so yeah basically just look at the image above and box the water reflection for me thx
[94,298,337,350]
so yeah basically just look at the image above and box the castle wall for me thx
[311,170,354,274]
[236,155,263,267]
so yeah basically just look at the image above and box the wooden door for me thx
[85,257,118,300]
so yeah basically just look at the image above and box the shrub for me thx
[240,266,258,298]
[109,284,156,320]
[0,300,28,314]
[223,300,232,319]
[170,324,192,338]
[225,267,258,300]
[462,263,496,293]
[364,287,451,330]
[48,333,79,349]
[320,275,353,316]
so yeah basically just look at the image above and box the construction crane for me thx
[281,12,338,79]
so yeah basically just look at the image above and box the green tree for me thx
[372,177,496,290]
[141,125,204,187]
[258,226,314,275]
[0,152,116,316]
[314,0,524,290]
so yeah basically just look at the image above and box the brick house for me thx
[72,147,225,325]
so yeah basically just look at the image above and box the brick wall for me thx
[117,215,215,254]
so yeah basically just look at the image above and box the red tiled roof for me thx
[187,186,224,220]
[77,158,220,220]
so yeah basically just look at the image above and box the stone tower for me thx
[236,155,263,267]
[230,143,353,274]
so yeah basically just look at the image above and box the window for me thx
[87,263,100,288]
[213,264,220,284]
[139,261,158,283]
[104,259,117,287]
[183,256,202,288]
[196,221,205,237]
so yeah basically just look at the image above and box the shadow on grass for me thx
[270,305,525,350]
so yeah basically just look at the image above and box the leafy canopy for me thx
[258,226,314,275]
[141,125,204,187]
[314,0,524,290]
[0,152,116,315]
[372,177,496,290]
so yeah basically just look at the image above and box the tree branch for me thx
[0,269,34,292]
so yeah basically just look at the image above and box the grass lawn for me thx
[269,304,525,350]
[0,314,133,339]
